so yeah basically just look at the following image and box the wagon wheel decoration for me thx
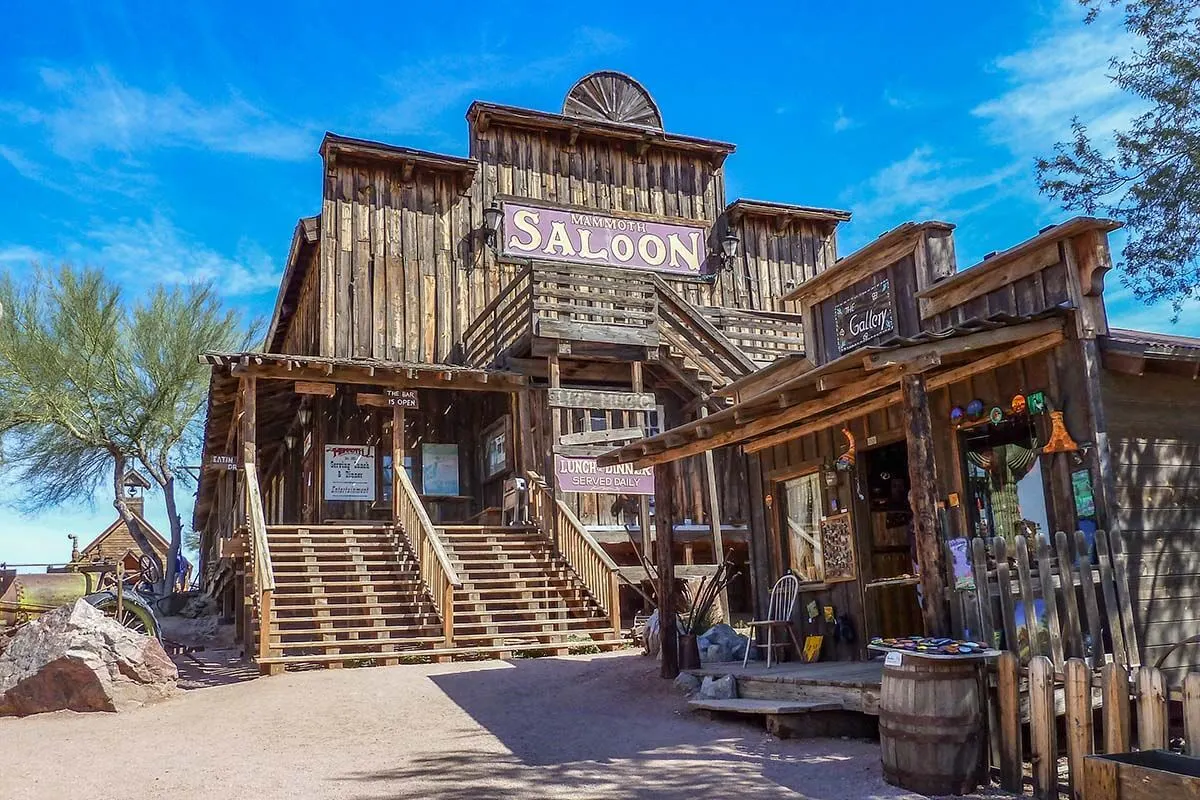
[137,554,162,588]
[88,595,159,639]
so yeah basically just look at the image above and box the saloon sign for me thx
[834,279,895,353]
[554,455,654,495]
[502,202,709,276]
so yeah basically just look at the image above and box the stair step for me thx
[449,630,610,645]
[258,637,626,667]
[273,623,443,637]
[272,611,440,625]
[273,559,413,570]
[453,618,610,633]
[273,634,446,648]
[273,571,420,581]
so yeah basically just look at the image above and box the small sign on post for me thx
[205,454,239,471]
[385,389,419,409]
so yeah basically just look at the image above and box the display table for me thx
[869,640,1000,797]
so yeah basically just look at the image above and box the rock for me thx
[673,672,702,696]
[697,623,751,663]
[698,674,737,700]
[643,610,685,660]
[0,599,178,717]
[176,593,218,620]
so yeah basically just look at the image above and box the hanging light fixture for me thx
[483,203,503,252]
[720,230,740,270]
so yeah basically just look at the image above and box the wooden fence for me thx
[991,652,1200,799]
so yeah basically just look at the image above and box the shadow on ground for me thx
[336,654,913,800]
[172,648,259,690]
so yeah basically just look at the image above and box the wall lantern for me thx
[483,203,503,251]
[823,460,839,488]
[284,434,298,451]
[719,230,740,270]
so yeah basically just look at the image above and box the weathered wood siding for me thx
[319,161,484,362]
[923,247,1073,331]
[1102,369,1200,675]
[813,253,920,363]
[279,244,321,356]
[731,214,838,313]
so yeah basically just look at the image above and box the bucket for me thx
[878,656,985,796]
[678,634,701,670]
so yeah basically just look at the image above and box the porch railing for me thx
[461,266,533,368]
[699,306,806,367]
[394,467,462,647]
[527,470,621,637]
[533,262,658,347]
[242,464,275,664]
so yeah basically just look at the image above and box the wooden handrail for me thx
[242,465,275,665]
[652,275,758,376]
[394,467,462,646]
[526,471,621,637]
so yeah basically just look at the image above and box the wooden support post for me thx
[548,354,562,551]
[996,651,1023,792]
[699,404,729,620]
[241,375,257,467]
[392,405,405,521]
[900,373,950,637]
[654,459,678,679]
[1081,338,1117,530]
[631,362,653,568]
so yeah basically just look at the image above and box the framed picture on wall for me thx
[481,416,512,482]
[422,444,460,496]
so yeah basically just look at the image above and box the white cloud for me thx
[1,66,314,162]
[832,106,855,132]
[845,146,1025,232]
[79,214,281,297]
[373,27,628,137]
[972,10,1143,155]
[0,244,48,268]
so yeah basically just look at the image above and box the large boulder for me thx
[0,599,177,717]
[697,623,751,663]
[697,674,737,700]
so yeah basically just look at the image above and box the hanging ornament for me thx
[1043,410,1080,453]
[836,426,856,471]
[950,406,966,425]
[1027,391,1047,415]
[1011,394,1027,415]
[966,399,985,420]
[988,407,1005,425]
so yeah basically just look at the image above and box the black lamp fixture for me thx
[719,230,740,271]
[483,203,503,251]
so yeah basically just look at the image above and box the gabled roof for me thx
[264,216,320,354]
[79,514,170,560]
[726,198,852,226]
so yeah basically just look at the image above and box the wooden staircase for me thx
[259,524,445,669]
[439,525,623,654]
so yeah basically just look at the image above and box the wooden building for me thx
[73,470,170,576]
[194,72,843,671]
[600,216,1200,682]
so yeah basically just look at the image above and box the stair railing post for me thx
[442,582,454,649]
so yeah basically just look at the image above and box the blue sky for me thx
[0,0,1193,566]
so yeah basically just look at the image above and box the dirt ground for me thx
[1,650,956,800]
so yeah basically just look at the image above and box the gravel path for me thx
[1,650,934,800]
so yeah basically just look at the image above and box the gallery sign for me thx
[834,279,895,353]
[501,202,709,276]
[324,445,376,502]
[554,455,654,495]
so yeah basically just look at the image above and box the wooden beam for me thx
[700,405,729,617]
[918,243,1059,319]
[355,393,392,408]
[240,375,257,466]
[559,426,646,446]
[743,329,1067,454]
[902,373,949,637]
[226,360,525,392]
[294,380,336,397]
[547,388,657,411]
[862,318,1063,371]
[632,361,653,575]
[392,405,405,522]
[655,459,679,679]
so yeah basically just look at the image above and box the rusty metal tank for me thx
[0,569,95,628]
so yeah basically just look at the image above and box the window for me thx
[963,422,1050,547]
[782,472,825,583]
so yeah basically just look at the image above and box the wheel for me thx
[137,554,162,587]
[84,592,161,640]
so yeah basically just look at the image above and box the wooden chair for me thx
[743,573,802,668]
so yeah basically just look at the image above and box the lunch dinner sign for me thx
[501,202,710,276]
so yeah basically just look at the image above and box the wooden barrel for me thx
[878,656,985,796]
